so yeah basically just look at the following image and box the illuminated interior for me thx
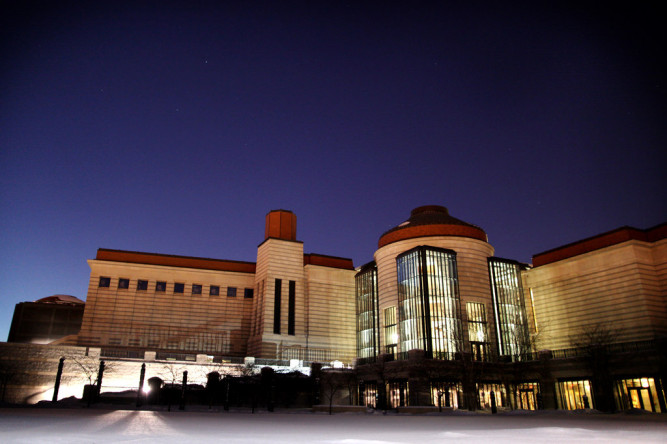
[466,302,489,361]
[355,264,379,359]
[513,382,540,410]
[396,247,462,359]
[489,259,530,360]
[614,377,663,413]
[476,383,506,409]
[555,380,594,410]
[431,381,462,409]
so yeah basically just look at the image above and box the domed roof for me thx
[378,205,487,248]
[35,294,85,304]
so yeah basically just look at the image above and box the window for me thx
[244,288,254,298]
[156,281,166,292]
[396,246,462,359]
[227,287,237,297]
[99,277,110,287]
[466,302,489,361]
[556,380,594,410]
[118,278,129,289]
[356,263,379,359]
[137,280,148,291]
[384,306,397,356]
[488,258,530,360]
[288,280,296,335]
[210,285,220,296]
[192,284,202,295]
[174,283,185,293]
[274,279,282,334]
[614,378,663,413]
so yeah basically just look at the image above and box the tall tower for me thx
[247,210,305,359]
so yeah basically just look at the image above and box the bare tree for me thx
[69,355,101,387]
[68,355,115,407]
[367,354,402,411]
[570,323,623,352]
[319,368,355,415]
[160,363,186,411]
[569,323,623,412]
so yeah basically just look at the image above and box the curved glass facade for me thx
[355,263,379,359]
[396,246,462,358]
[489,258,530,359]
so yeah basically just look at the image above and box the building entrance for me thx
[628,387,652,411]
[614,377,664,413]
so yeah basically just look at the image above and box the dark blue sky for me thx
[1,1,665,340]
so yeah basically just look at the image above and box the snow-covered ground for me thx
[0,408,665,443]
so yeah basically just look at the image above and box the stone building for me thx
[8,295,85,344]
[76,210,356,364]
[1,205,665,412]
[354,207,665,413]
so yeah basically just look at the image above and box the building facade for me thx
[76,210,357,364]
[8,295,85,344]
[353,208,665,413]
[2,205,665,411]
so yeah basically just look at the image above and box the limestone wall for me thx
[79,260,255,355]
[525,239,667,350]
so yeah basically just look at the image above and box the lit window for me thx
[156,281,166,292]
[174,283,184,293]
[99,277,110,287]
[488,258,530,360]
[396,246,462,359]
[244,288,254,298]
[466,302,489,361]
[137,280,148,291]
[192,284,202,295]
[210,285,220,296]
[384,306,397,356]
[355,263,379,359]
[227,287,237,297]
[118,278,129,289]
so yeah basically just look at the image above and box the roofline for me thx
[488,256,531,270]
[532,222,667,267]
[304,253,355,270]
[95,248,257,273]
[378,224,488,248]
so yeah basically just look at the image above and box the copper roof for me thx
[378,206,487,248]
[532,222,667,267]
[35,295,85,304]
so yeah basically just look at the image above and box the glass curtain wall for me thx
[466,302,489,361]
[397,246,462,359]
[355,263,379,359]
[384,306,397,356]
[488,258,530,360]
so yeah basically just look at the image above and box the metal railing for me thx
[100,348,144,359]
[550,339,659,360]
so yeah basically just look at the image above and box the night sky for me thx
[1,1,665,340]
